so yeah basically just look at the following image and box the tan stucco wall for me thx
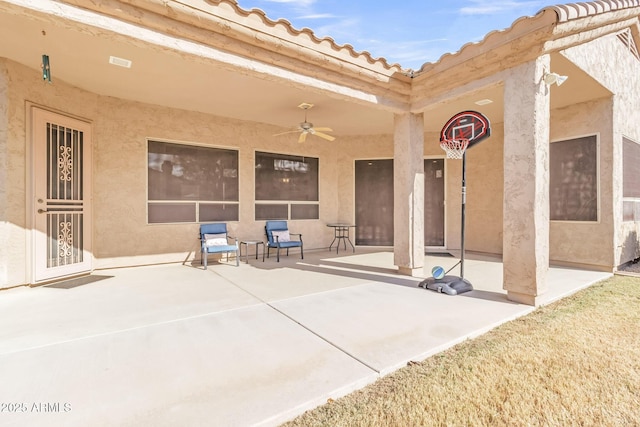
[0,60,9,287]
[334,126,505,256]
[335,134,393,230]
[462,124,505,255]
[0,59,99,287]
[1,58,350,281]
[93,98,346,268]
[560,32,640,269]
[549,99,614,269]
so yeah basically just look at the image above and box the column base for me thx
[397,266,424,277]
[507,291,541,306]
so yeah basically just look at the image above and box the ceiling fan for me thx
[273,103,335,143]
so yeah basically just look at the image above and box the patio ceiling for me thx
[0,2,398,136]
[0,1,612,138]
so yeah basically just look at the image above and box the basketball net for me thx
[440,138,469,159]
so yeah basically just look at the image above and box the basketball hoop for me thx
[440,138,469,159]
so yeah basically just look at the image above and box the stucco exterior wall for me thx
[549,99,614,269]
[0,60,9,287]
[1,58,348,280]
[335,133,393,229]
[464,124,505,255]
[1,60,99,288]
[93,98,345,268]
[560,32,640,268]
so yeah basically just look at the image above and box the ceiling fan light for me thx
[276,103,335,142]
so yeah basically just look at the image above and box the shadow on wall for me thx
[620,229,639,266]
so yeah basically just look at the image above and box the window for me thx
[147,140,238,223]
[255,151,319,220]
[549,135,598,222]
[623,137,640,221]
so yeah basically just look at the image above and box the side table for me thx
[240,240,265,263]
[326,224,356,253]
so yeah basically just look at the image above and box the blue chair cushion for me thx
[204,244,239,254]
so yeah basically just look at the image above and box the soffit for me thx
[0,0,636,136]
[0,0,398,135]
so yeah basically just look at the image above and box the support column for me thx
[393,112,425,276]
[503,57,551,305]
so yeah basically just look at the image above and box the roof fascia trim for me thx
[112,0,411,89]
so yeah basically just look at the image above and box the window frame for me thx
[623,136,640,222]
[549,133,600,223]
[146,139,240,225]
[254,150,320,221]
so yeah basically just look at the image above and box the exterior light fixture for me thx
[41,54,51,82]
[543,72,568,87]
[41,30,51,83]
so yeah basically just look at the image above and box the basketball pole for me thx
[419,110,490,296]
[460,152,467,279]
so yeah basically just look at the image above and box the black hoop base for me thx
[418,275,473,295]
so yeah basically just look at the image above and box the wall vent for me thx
[617,28,640,61]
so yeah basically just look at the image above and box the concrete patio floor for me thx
[0,249,611,427]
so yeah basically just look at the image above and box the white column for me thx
[394,112,425,276]
[503,57,551,305]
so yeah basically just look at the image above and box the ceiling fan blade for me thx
[273,130,299,137]
[312,131,335,141]
[298,132,308,143]
[312,127,333,132]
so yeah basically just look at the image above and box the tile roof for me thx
[220,0,404,73]
[414,0,640,73]
[222,0,640,74]
[549,0,640,22]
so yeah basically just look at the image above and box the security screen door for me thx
[32,107,92,283]
[424,158,445,247]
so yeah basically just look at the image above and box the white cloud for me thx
[263,0,315,5]
[354,37,453,69]
[297,13,337,20]
[460,0,544,15]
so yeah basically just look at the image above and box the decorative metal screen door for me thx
[32,107,92,283]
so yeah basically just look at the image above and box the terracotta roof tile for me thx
[414,0,640,73]
[219,0,404,73]
[549,0,640,22]
[190,0,640,74]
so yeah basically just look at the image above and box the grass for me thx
[282,275,640,427]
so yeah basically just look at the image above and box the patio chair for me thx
[265,220,303,262]
[200,223,239,268]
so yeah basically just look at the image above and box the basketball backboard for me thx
[440,110,491,149]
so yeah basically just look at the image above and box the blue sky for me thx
[235,0,574,70]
